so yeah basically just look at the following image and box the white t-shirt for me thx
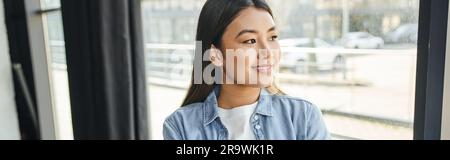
[218,102,258,140]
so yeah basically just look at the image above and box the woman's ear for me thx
[210,45,224,67]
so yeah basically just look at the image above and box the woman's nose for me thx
[258,41,272,59]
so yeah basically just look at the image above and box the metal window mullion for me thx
[414,0,448,140]
[442,1,450,140]
[24,0,57,140]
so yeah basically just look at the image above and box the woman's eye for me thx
[270,35,278,41]
[243,39,257,44]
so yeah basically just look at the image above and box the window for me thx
[269,0,418,140]
[40,0,73,140]
[141,0,418,140]
[141,0,206,139]
[0,0,21,140]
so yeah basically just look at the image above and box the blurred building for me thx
[140,0,419,44]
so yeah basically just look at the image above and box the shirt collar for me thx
[203,85,273,126]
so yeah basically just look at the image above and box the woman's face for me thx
[213,6,280,87]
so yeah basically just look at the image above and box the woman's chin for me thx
[257,76,273,87]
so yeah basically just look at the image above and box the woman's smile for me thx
[252,64,273,73]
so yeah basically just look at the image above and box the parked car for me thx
[340,32,384,49]
[279,38,346,74]
[384,23,418,44]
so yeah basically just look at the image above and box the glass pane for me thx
[40,0,73,140]
[141,0,418,140]
[141,0,207,140]
[267,0,418,140]
[1,0,21,140]
[41,0,60,9]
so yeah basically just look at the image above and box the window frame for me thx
[441,0,450,140]
[7,0,448,140]
[22,0,60,140]
[414,0,448,140]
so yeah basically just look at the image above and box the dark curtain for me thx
[61,0,148,140]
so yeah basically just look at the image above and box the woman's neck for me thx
[218,84,261,109]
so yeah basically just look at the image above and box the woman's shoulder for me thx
[267,94,320,114]
[179,102,205,111]
[165,102,204,122]
[270,94,315,106]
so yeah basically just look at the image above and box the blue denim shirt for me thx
[163,86,330,140]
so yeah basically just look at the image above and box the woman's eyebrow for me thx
[268,26,276,32]
[235,26,277,39]
[235,29,257,39]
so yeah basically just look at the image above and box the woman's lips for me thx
[252,65,273,73]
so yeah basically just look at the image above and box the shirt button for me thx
[255,125,261,130]
[254,115,259,121]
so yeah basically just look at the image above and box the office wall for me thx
[0,0,21,140]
